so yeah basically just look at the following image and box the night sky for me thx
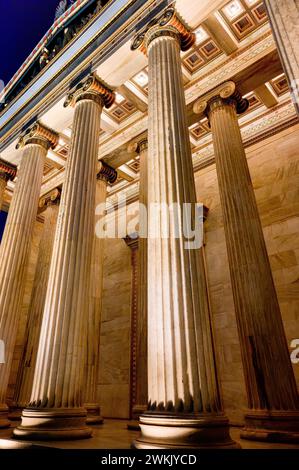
[0,0,66,85]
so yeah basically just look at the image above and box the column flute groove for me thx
[14,74,115,440]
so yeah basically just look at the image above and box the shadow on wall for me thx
[0,211,7,241]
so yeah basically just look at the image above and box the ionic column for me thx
[264,0,299,115]
[194,82,299,443]
[0,159,17,211]
[84,161,117,424]
[126,138,148,430]
[0,123,58,429]
[131,8,237,449]
[14,74,115,440]
[9,189,61,419]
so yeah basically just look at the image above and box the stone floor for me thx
[0,419,299,449]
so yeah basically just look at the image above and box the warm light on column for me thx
[194,80,299,443]
[13,74,115,440]
[0,122,58,429]
[130,7,237,449]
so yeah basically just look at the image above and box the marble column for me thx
[14,74,115,440]
[84,161,117,424]
[194,81,299,443]
[9,189,61,419]
[0,123,58,428]
[0,159,17,211]
[131,7,237,448]
[126,138,148,430]
[264,0,299,115]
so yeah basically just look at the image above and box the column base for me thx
[132,412,239,449]
[241,410,299,443]
[84,403,104,425]
[13,407,92,440]
[0,404,11,428]
[127,404,147,430]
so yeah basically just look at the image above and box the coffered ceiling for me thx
[0,0,298,205]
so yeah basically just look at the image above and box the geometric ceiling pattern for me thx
[182,27,222,74]
[220,0,268,41]
[1,1,295,203]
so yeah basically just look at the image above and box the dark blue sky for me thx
[0,0,63,85]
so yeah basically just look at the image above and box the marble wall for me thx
[97,237,132,419]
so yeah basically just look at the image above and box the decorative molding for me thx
[0,0,94,106]
[0,0,162,145]
[64,73,115,108]
[16,122,59,150]
[0,158,17,181]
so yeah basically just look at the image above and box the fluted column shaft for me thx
[31,97,100,410]
[265,0,299,115]
[132,9,236,448]
[15,75,114,440]
[11,193,60,414]
[0,141,47,428]
[30,98,100,411]
[84,163,117,424]
[147,28,218,415]
[207,96,299,440]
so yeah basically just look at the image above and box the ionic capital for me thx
[16,122,59,151]
[131,7,195,54]
[123,233,139,250]
[97,161,117,184]
[193,81,249,118]
[64,74,115,109]
[127,137,148,155]
[39,188,61,210]
[0,158,17,182]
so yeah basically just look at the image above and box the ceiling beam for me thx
[118,84,147,113]
[116,168,134,182]
[203,15,238,55]
[254,84,278,108]
[235,50,283,95]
